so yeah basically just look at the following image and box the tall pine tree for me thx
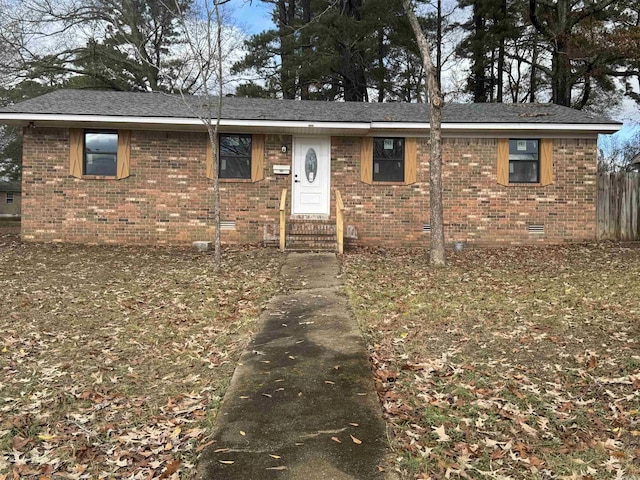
[232,0,430,101]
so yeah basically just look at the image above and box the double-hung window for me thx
[373,138,405,182]
[6,192,13,204]
[219,134,252,179]
[508,139,539,183]
[205,134,265,182]
[361,137,416,185]
[84,131,118,176]
[69,128,131,179]
[497,138,553,186]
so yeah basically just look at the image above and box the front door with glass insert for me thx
[292,137,330,215]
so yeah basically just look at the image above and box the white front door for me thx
[292,137,331,215]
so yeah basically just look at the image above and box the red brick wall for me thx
[332,136,597,246]
[21,127,597,246]
[441,137,597,245]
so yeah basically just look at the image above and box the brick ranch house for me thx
[0,89,621,248]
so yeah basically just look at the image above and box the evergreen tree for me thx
[456,0,518,103]
[232,0,428,101]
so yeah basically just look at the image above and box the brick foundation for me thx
[21,127,597,246]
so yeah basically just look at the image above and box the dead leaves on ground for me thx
[342,244,640,479]
[0,227,282,479]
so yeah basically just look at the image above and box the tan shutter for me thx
[540,138,553,186]
[251,134,265,182]
[404,137,417,185]
[497,138,509,186]
[205,136,214,179]
[360,137,373,184]
[69,128,83,178]
[116,130,131,179]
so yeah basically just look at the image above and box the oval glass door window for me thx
[305,148,318,183]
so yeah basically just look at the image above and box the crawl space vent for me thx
[423,224,431,232]
[220,220,236,231]
[528,224,545,234]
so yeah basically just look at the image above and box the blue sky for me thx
[228,0,275,34]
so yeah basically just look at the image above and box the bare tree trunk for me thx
[489,48,495,102]
[172,0,226,269]
[212,0,223,268]
[206,124,221,269]
[436,0,442,90]
[402,0,445,266]
[377,28,385,102]
[529,33,538,102]
[496,0,506,103]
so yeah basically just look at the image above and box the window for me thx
[70,129,130,179]
[6,192,13,204]
[360,137,416,185]
[497,138,553,187]
[219,134,252,179]
[84,131,118,176]
[508,139,539,183]
[373,137,405,182]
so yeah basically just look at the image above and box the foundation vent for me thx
[423,224,431,232]
[528,224,544,234]
[220,220,236,231]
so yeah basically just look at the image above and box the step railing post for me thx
[279,188,287,251]
[336,190,344,254]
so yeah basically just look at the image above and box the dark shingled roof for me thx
[0,181,21,192]
[0,89,620,125]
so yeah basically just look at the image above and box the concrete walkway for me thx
[196,253,387,480]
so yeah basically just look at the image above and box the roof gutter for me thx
[0,113,622,134]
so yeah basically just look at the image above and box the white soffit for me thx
[371,121,622,134]
[0,113,370,131]
[0,113,622,134]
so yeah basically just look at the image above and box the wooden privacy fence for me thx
[597,172,640,240]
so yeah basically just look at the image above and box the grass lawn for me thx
[342,245,640,480]
[0,223,284,479]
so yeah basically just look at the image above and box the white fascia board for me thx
[0,113,621,134]
[371,121,622,133]
[0,113,371,131]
